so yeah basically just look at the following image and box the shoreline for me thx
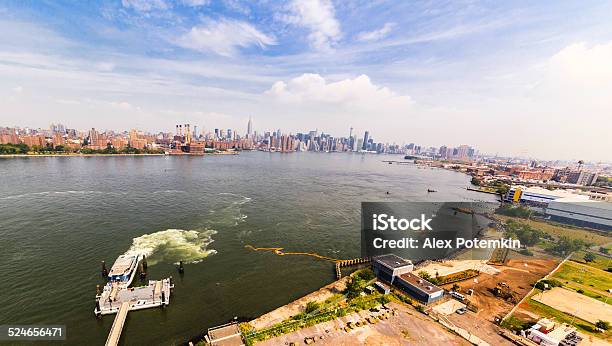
[0,153,165,158]
[0,152,239,158]
[249,276,350,330]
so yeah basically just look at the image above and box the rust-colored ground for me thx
[439,256,560,345]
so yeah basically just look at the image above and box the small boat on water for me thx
[427,189,437,193]
[107,253,143,288]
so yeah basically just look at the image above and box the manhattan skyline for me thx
[1,1,611,161]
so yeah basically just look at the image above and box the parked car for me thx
[456,307,467,315]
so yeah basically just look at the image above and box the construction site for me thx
[420,253,561,345]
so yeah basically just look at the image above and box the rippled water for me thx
[0,152,496,345]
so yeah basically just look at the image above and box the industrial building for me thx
[546,197,612,230]
[372,254,414,284]
[394,272,444,304]
[372,254,443,304]
[504,185,611,230]
[504,186,576,207]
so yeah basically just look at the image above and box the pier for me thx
[96,278,173,315]
[97,278,174,345]
[105,302,129,346]
[335,258,371,279]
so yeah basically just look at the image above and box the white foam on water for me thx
[0,190,125,200]
[125,228,217,265]
[207,193,251,226]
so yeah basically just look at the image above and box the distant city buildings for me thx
[1,119,610,192]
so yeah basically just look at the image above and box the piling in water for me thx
[101,261,108,277]
[178,261,184,274]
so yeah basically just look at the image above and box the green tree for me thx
[599,247,609,255]
[304,301,320,314]
[547,236,588,256]
[345,277,365,299]
[584,252,596,263]
[595,320,610,330]
[356,269,375,281]
[378,295,391,305]
[417,271,431,281]
[0,143,30,154]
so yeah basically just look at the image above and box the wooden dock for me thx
[105,302,129,346]
[335,258,371,279]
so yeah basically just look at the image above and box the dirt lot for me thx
[532,287,612,324]
[257,302,469,346]
[441,257,560,320]
[419,259,500,277]
[436,256,560,345]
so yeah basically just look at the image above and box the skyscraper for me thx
[362,131,369,150]
[247,116,252,137]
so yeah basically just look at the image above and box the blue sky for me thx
[1,0,611,160]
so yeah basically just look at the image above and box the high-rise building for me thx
[567,171,599,186]
[456,145,470,159]
[247,116,253,137]
[438,145,448,158]
[362,131,369,150]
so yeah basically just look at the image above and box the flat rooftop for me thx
[208,323,244,346]
[398,272,443,295]
[374,254,412,269]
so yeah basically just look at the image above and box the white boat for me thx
[107,253,143,288]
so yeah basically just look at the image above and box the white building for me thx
[547,197,612,230]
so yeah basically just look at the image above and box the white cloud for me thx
[56,98,81,105]
[110,101,139,111]
[223,0,250,15]
[266,73,412,113]
[181,0,210,7]
[95,62,115,72]
[523,41,612,114]
[262,73,415,144]
[357,22,396,42]
[547,41,612,87]
[283,0,341,50]
[177,18,276,56]
[12,86,23,93]
[121,0,170,12]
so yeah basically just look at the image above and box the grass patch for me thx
[561,283,611,305]
[495,215,610,246]
[552,261,612,289]
[571,251,612,271]
[501,316,533,332]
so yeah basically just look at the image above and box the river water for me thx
[0,152,497,345]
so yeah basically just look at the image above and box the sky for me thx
[0,0,611,161]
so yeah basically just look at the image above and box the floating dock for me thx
[96,278,173,315]
[97,251,176,345]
